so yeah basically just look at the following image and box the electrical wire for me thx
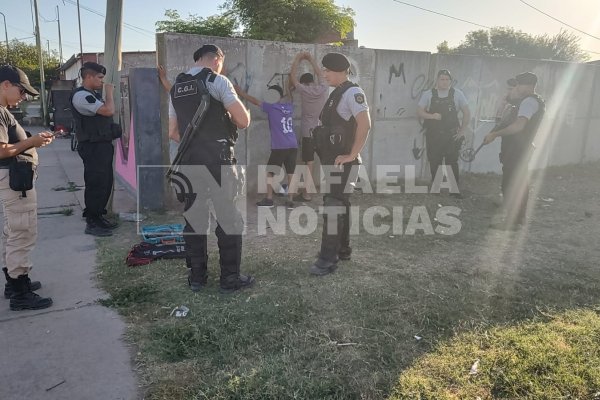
[390,0,491,29]
[519,0,600,41]
[62,0,156,38]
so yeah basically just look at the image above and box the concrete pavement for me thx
[0,129,139,400]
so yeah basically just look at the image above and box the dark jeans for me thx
[501,152,530,226]
[425,130,461,184]
[319,160,358,263]
[179,163,243,287]
[77,141,114,219]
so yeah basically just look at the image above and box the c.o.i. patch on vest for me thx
[173,80,198,99]
[354,93,365,104]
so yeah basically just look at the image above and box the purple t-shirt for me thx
[261,102,298,150]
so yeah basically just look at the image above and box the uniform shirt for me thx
[72,89,104,116]
[261,102,297,150]
[295,83,328,137]
[517,97,540,120]
[168,66,239,118]
[418,87,469,112]
[0,106,38,167]
[336,85,369,121]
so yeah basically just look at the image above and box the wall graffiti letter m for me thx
[388,63,406,85]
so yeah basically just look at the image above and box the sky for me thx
[1,0,599,62]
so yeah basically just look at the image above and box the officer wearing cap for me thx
[70,61,118,237]
[0,65,54,311]
[168,44,254,293]
[483,72,545,230]
[309,52,371,276]
[418,69,471,196]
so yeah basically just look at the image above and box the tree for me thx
[438,27,589,62]
[220,0,355,43]
[155,9,237,37]
[0,39,60,88]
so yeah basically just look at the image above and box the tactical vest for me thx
[170,68,237,164]
[69,87,113,143]
[500,94,545,163]
[314,80,358,164]
[425,88,460,133]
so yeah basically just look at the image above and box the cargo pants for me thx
[0,169,37,278]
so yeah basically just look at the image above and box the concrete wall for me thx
[63,52,156,82]
[150,33,600,192]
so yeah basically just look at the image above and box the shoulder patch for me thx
[85,95,97,104]
[354,93,365,104]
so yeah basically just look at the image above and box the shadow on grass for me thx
[95,162,600,399]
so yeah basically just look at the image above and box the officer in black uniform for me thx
[168,44,254,293]
[484,72,545,230]
[310,53,371,276]
[418,69,471,194]
[70,62,118,237]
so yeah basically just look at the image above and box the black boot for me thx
[85,217,113,237]
[8,274,53,311]
[186,256,208,292]
[3,267,41,299]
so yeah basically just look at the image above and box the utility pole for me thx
[104,0,123,214]
[0,12,8,63]
[56,6,63,64]
[76,0,84,68]
[33,0,47,125]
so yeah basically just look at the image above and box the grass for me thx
[95,161,600,399]
[391,309,600,400]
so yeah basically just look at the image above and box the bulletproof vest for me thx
[69,86,113,143]
[501,94,545,162]
[319,80,358,155]
[425,88,460,133]
[170,68,237,164]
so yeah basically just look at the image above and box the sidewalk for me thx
[0,129,139,400]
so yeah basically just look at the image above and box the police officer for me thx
[309,52,371,276]
[0,65,54,310]
[168,44,254,293]
[484,72,545,230]
[70,62,118,237]
[417,69,471,195]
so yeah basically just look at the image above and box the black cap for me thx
[193,44,224,62]
[81,62,106,75]
[0,65,39,96]
[437,69,452,79]
[322,53,350,72]
[514,72,537,86]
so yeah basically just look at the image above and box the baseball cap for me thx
[81,61,106,75]
[437,69,452,79]
[0,65,39,96]
[513,72,537,86]
[193,44,224,62]
[322,53,350,72]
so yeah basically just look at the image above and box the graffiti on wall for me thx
[389,63,406,85]
[226,62,253,92]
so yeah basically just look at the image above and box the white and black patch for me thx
[173,80,198,99]
[354,93,365,104]
[85,95,97,104]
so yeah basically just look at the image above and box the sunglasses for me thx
[12,84,26,96]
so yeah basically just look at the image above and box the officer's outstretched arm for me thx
[226,99,251,129]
